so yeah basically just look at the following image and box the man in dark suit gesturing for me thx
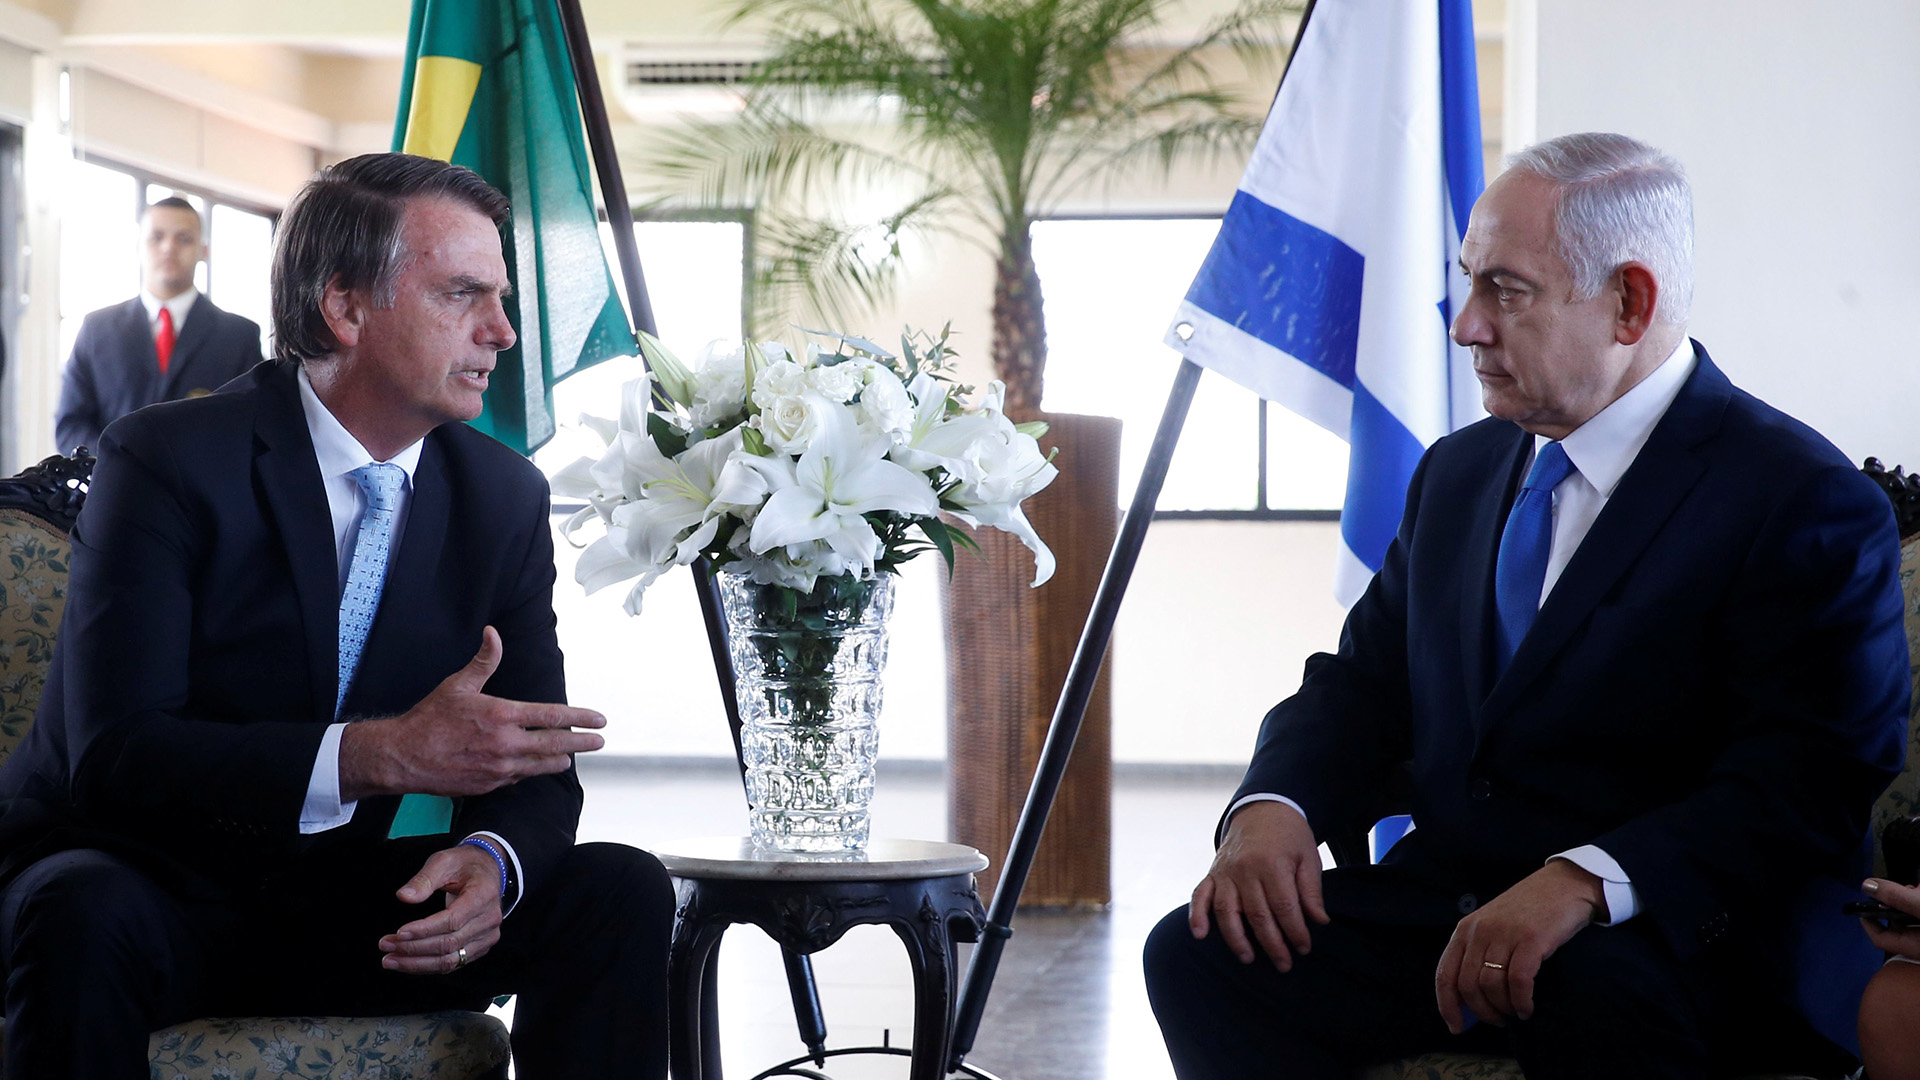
[0,155,671,1078]
[1144,133,1910,1077]
[54,196,265,455]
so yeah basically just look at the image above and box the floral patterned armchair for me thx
[1356,458,1920,1080]
[0,452,510,1080]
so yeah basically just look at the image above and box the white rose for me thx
[752,358,809,411]
[689,346,749,429]
[752,391,839,454]
[805,360,867,403]
[855,367,914,438]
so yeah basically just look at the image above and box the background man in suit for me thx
[0,154,672,1079]
[54,195,265,455]
[1143,133,1910,1078]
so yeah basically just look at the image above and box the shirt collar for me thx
[297,365,424,482]
[1542,336,1696,498]
[140,288,199,328]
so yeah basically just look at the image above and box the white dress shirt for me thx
[291,368,528,911]
[139,288,199,340]
[1233,337,1699,926]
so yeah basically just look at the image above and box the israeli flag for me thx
[1166,0,1486,606]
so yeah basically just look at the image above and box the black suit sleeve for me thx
[55,316,108,456]
[454,483,582,902]
[1598,463,1908,956]
[1227,450,1427,844]
[61,413,328,839]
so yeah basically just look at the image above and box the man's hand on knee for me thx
[1189,800,1328,971]
[1435,859,1604,1033]
[339,626,606,801]
[380,844,504,974]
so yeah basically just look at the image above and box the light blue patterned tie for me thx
[1493,441,1575,675]
[336,463,452,837]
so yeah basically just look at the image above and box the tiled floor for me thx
[567,757,1238,1080]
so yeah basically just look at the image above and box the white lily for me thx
[748,404,939,572]
[571,427,746,613]
[889,373,995,480]
[943,391,1060,586]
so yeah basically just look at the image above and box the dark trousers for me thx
[0,839,673,1080]
[1142,903,1849,1080]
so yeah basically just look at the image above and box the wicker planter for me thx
[944,411,1120,908]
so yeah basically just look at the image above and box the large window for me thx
[1032,217,1349,514]
[532,217,747,476]
[56,157,276,365]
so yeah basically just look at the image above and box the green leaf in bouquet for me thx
[918,516,958,576]
[741,425,773,457]
[646,412,690,459]
[1014,420,1051,439]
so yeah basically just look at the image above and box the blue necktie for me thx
[336,463,452,837]
[1493,441,1574,674]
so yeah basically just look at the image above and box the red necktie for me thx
[155,307,175,375]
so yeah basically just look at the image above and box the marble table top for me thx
[652,836,990,881]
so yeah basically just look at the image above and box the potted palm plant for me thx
[650,0,1298,905]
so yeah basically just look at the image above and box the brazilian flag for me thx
[394,0,635,455]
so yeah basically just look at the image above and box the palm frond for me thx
[747,188,964,337]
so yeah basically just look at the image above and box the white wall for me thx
[1531,0,1920,469]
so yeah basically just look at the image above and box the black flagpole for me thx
[553,3,810,1066]
[551,0,744,766]
[946,0,1321,1069]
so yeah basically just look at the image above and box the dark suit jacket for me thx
[0,360,580,900]
[1235,345,1910,963]
[55,294,264,456]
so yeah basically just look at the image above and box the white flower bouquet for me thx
[554,327,1060,614]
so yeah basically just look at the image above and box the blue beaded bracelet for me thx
[460,836,510,899]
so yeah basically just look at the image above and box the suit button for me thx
[1470,779,1493,801]
[1458,893,1479,915]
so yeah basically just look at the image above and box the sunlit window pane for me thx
[209,204,274,358]
[1265,402,1349,511]
[534,219,746,477]
[1032,217,1264,510]
[58,160,139,363]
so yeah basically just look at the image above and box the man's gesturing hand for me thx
[340,626,605,801]
[1189,800,1328,971]
[380,844,502,974]
[1435,859,1604,1033]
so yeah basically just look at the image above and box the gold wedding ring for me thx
[1481,960,1505,970]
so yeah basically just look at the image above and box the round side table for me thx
[654,837,989,1080]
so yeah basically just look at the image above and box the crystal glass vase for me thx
[718,570,896,852]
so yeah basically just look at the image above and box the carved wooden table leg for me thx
[656,838,990,1080]
[669,882,730,1080]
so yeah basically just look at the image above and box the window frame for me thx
[75,151,281,317]
[1033,211,1346,523]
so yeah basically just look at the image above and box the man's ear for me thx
[320,274,365,350]
[1613,263,1659,346]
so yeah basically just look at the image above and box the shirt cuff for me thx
[468,830,525,916]
[1226,793,1310,831]
[299,723,358,834]
[1551,845,1638,925]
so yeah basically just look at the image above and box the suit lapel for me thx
[1459,428,1532,710]
[252,364,341,725]
[120,299,163,401]
[1478,346,1732,731]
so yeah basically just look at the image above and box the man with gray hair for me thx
[1144,132,1909,1076]
[0,153,671,1079]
